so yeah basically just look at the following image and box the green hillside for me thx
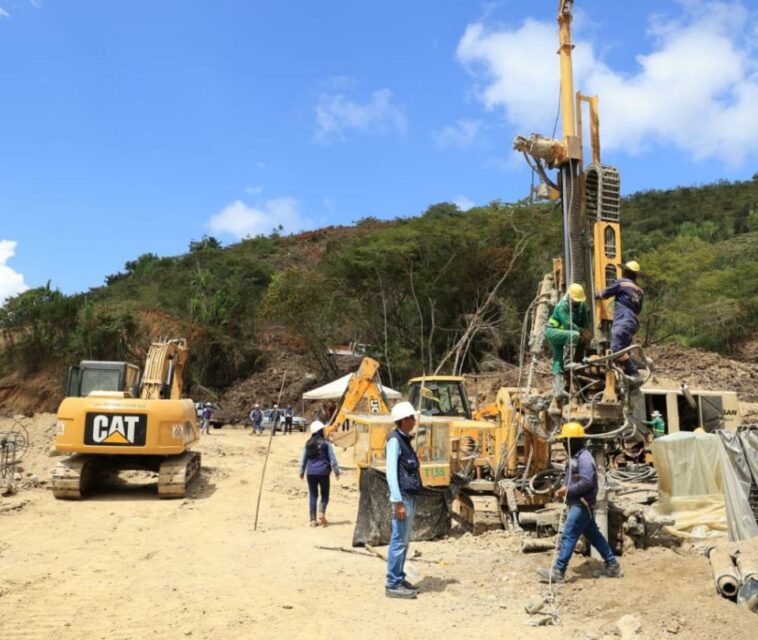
[1,176,756,396]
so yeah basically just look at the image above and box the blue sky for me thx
[1,0,756,299]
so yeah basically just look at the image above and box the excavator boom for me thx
[140,338,189,400]
[323,357,392,440]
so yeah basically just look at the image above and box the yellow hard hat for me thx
[624,260,641,273]
[558,421,585,438]
[567,283,586,303]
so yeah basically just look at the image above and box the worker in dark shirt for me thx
[595,260,644,377]
[538,422,623,583]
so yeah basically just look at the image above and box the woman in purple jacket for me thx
[299,420,341,527]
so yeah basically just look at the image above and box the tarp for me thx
[718,426,758,541]
[651,431,758,541]
[351,467,451,546]
[302,373,402,401]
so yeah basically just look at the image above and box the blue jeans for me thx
[555,503,617,572]
[307,474,330,515]
[386,494,417,588]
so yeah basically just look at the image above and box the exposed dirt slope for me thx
[645,343,758,402]
[0,369,64,415]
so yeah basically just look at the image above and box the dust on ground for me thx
[1,415,755,639]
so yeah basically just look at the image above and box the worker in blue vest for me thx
[298,420,340,527]
[385,401,422,600]
[595,260,644,377]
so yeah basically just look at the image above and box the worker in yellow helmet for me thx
[595,261,644,378]
[538,422,623,584]
[545,283,592,402]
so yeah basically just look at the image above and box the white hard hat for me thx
[391,401,418,423]
[309,420,325,434]
[652,410,662,417]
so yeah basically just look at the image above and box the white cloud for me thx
[452,195,476,211]
[314,88,407,143]
[207,197,310,239]
[456,2,758,165]
[433,119,481,148]
[0,8,10,19]
[0,240,29,303]
[245,185,263,196]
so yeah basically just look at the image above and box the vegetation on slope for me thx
[1,176,756,395]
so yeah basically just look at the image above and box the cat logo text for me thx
[84,412,148,446]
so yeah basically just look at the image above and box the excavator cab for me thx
[407,376,471,419]
[66,361,141,398]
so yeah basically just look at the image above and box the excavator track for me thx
[157,451,201,498]
[51,451,201,499]
[51,454,95,499]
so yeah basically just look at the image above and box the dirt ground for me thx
[1,416,756,640]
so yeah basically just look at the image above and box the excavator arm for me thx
[323,357,392,439]
[139,338,189,400]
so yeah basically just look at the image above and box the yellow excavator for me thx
[323,357,393,444]
[51,338,201,499]
[346,375,552,536]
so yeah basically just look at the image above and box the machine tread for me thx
[51,454,93,500]
[157,451,201,498]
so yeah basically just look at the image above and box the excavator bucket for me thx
[351,467,452,547]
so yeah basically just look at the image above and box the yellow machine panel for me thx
[593,220,620,322]
[55,394,199,455]
[349,413,451,488]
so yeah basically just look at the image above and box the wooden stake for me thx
[253,371,287,531]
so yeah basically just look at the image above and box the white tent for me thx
[302,373,402,401]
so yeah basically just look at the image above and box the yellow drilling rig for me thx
[341,1,741,545]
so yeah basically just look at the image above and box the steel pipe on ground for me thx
[708,546,741,598]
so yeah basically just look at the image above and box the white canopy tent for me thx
[302,373,402,401]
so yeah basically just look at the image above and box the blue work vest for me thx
[388,429,422,495]
[305,437,332,476]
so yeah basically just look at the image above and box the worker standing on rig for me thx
[538,422,623,584]
[545,283,592,401]
[595,261,644,378]
[385,401,422,600]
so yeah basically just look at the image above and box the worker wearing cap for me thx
[545,284,591,399]
[385,401,422,599]
[538,422,622,584]
[643,410,666,439]
[595,261,644,377]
